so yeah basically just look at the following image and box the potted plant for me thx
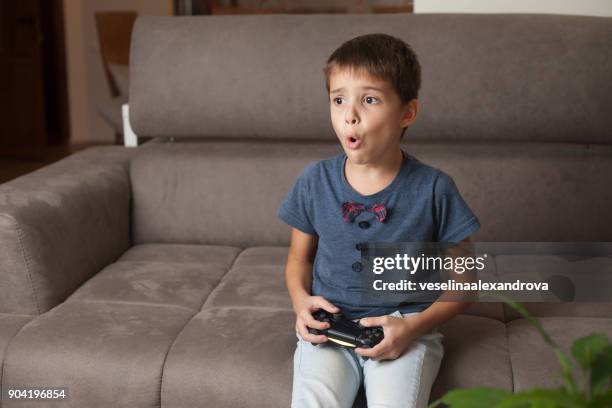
[429,298,611,408]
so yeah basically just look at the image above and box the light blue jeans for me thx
[291,311,444,408]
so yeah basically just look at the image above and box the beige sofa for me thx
[1,13,611,407]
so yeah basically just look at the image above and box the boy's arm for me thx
[285,227,339,343]
[405,236,475,334]
[285,227,318,312]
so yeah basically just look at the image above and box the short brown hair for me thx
[323,33,421,140]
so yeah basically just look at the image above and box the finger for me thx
[355,339,388,358]
[371,353,391,362]
[298,321,328,343]
[301,310,330,330]
[315,297,340,314]
[359,316,386,327]
[355,346,383,359]
[305,332,328,343]
[372,350,401,362]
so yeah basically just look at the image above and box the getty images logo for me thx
[371,253,488,275]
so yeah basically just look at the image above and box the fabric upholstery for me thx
[67,245,241,311]
[496,255,612,320]
[0,147,134,314]
[0,313,33,395]
[206,246,507,320]
[507,317,612,392]
[231,246,288,268]
[130,140,612,248]
[129,141,342,247]
[130,14,612,144]
[117,243,242,267]
[203,264,290,310]
[495,255,612,301]
[430,315,513,401]
[504,302,612,321]
[407,142,612,242]
[161,308,295,408]
[2,301,194,407]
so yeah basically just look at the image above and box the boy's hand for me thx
[294,295,340,344]
[355,314,423,361]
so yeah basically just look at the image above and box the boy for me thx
[277,33,480,408]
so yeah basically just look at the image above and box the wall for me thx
[63,0,170,144]
[414,0,612,16]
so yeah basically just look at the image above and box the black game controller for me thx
[308,309,384,348]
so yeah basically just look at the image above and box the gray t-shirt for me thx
[277,149,480,319]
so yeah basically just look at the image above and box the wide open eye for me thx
[364,96,379,104]
[333,97,343,105]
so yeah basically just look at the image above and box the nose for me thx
[344,104,360,126]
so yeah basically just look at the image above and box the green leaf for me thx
[571,333,609,371]
[590,345,612,397]
[496,388,586,408]
[588,389,612,407]
[436,388,513,408]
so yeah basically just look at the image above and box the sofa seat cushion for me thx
[507,316,612,392]
[231,246,288,268]
[2,302,193,407]
[430,315,513,401]
[66,244,241,311]
[204,247,291,310]
[162,310,512,408]
[117,243,242,267]
[161,308,295,408]
[203,264,291,310]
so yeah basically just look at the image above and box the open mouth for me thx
[346,135,363,149]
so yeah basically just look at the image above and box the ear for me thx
[399,99,419,128]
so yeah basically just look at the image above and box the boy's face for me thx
[328,67,418,165]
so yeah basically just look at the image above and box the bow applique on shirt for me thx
[341,202,388,223]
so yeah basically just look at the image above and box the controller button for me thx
[351,262,362,272]
[355,243,364,251]
[358,221,370,229]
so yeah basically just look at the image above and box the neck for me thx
[346,148,403,179]
[343,147,404,197]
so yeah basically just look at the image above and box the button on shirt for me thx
[277,149,480,320]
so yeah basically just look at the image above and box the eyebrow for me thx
[329,86,385,94]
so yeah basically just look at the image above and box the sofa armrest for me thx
[0,147,134,314]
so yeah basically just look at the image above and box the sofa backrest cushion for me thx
[129,14,612,144]
[130,140,612,247]
[130,141,341,247]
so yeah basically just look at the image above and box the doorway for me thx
[0,0,69,160]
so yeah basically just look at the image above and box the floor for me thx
[0,142,113,184]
